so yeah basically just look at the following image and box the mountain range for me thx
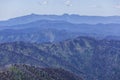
[0,19,120,43]
[0,14,120,80]
[1,14,120,26]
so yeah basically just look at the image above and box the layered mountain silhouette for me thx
[0,64,82,80]
[0,20,120,43]
[0,36,120,80]
[0,14,120,80]
[0,14,120,26]
[1,14,120,26]
[0,28,81,43]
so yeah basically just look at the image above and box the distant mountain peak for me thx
[29,13,40,16]
[1,14,120,27]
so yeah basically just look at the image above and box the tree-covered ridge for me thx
[0,64,82,80]
[0,36,120,80]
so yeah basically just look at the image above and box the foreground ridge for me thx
[0,64,82,80]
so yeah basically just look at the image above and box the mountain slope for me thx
[0,36,120,80]
[0,64,82,80]
[0,28,80,43]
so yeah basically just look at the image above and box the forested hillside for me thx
[0,37,120,80]
[0,64,82,80]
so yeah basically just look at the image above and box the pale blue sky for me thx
[0,0,120,20]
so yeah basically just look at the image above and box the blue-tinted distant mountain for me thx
[0,28,81,43]
[0,20,120,43]
[1,14,120,26]
[1,25,105,43]
[1,20,120,36]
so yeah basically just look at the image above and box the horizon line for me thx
[1,13,120,21]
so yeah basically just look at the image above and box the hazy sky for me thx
[0,0,120,20]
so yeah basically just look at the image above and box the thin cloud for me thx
[114,5,120,9]
[90,5,102,8]
[43,1,48,5]
[65,0,72,7]
[37,0,48,5]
